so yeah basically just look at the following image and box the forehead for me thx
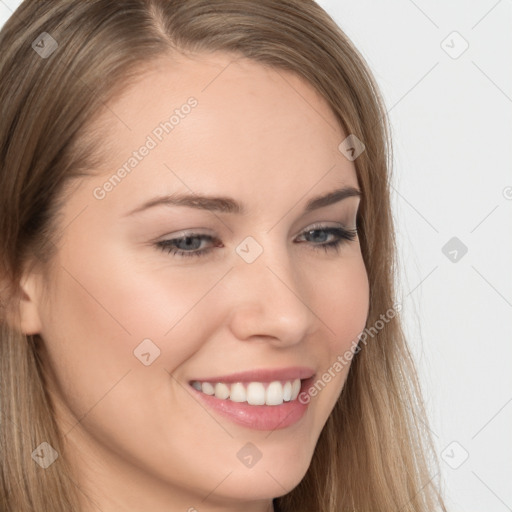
[81,51,358,212]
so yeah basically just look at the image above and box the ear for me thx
[17,272,43,335]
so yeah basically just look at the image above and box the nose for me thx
[224,244,320,347]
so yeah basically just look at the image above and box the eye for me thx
[294,224,358,255]
[155,224,358,259]
[156,233,221,258]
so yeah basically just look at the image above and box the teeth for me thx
[191,378,302,406]
[291,379,301,400]
[215,382,230,400]
[247,382,266,405]
[230,382,246,402]
[283,381,292,401]
[266,381,284,406]
[201,382,215,395]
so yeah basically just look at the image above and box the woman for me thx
[0,1,447,510]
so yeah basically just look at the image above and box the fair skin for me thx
[19,51,369,512]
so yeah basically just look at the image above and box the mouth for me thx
[187,366,316,407]
[190,378,304,406]
[187,371,316,431]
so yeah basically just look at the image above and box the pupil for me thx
[183,237,199,249]
[310,229,326,242]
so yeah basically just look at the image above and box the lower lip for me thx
[189,377,314,431]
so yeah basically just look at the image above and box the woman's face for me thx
[23,52,369,511]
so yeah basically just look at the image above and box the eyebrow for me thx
[125,185,361,217]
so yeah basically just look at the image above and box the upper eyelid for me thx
[156,224,357,253]
[157,221,354,242]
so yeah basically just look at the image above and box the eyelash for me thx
[155,224,358,259]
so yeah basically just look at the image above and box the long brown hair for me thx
[0,1,447,510]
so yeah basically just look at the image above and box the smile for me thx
[190,379,302,406]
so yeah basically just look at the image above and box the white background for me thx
[1,1,511,510]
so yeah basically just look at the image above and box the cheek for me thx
[37,242,224,426]
[303,253,369,412]
[48,237,222,356]
[315,253,370,352]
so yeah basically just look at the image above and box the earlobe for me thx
[17,273,43,335]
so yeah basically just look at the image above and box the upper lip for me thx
[189,366,315,384]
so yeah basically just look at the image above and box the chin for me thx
[217,447,312,501]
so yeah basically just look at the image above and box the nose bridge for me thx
[226,236,316,344]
